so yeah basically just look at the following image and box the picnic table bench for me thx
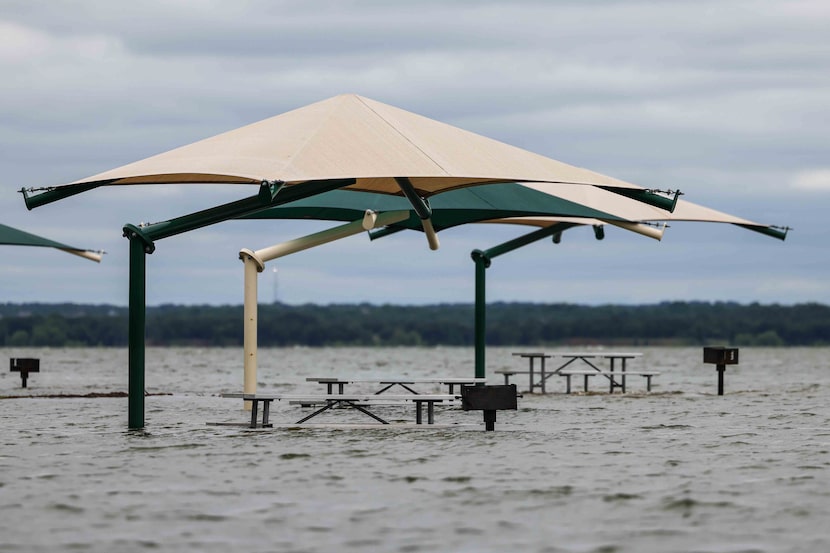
[221,392,460,428]
[558,370,660,394]
[306,377,486,395]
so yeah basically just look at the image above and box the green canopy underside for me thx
[238,182,627,231]
[0,223,87,252]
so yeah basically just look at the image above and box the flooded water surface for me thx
[1,346,829,552]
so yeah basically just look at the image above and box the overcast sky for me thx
[1,0,827,307]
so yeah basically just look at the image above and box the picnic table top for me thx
[306,377,486,384]
[510,351,643,360]
[556,351,643,358]
[222,392,460,402]
[557,369,660,375]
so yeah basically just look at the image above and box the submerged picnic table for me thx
[508,353,552,393]
[306,377,486,395]
[497,352,658,394]
[221,392,460,428]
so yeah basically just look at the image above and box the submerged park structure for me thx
[17,94,786,428]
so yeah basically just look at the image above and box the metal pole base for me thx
[483,410,497,431]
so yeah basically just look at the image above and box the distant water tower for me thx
[271,267,279,304]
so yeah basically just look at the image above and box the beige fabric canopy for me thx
[67,94,643,195]
[483,182,780,237]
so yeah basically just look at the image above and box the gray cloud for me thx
[1,0,827,306]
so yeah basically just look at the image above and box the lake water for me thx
[1,346,829,553]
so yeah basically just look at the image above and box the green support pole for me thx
[125,225,155,429]
[471,250,490,380]
[471,223,577,379]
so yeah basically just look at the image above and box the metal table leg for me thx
[528,357,535,392]
[250,400,259,428]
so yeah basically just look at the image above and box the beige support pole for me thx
[422,218,440,250]
[237,210,410,408]
[239,249,265,410]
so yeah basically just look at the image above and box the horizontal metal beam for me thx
[135,178,356,244]
[139,181,284,242]
[480,222,578,261]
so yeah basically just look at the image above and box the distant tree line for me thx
[1,301,828,347]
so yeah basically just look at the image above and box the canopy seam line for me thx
[355,96,451,179]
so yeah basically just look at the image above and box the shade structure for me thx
[18,94,681,429]
[29,94,646,199]
[0,223,102,262]
[22,93,678,256]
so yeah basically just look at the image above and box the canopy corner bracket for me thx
[737,223,791,241]
[20,183,103,211]
[239,248,266,272]
[470,249,492,269]
[601,186,683,213]
[122,223,156,254]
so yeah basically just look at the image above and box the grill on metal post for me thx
[461,384,518,431]
[703,347,739,395]
[10,358,40,388]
